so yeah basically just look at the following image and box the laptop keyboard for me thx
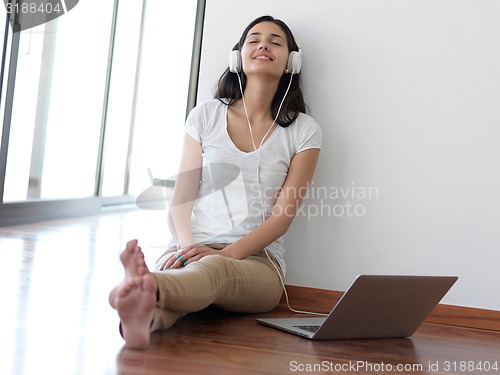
[293,325,320,334]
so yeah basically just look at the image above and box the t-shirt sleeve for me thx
[296,117,322,153]
[184,103,205,143]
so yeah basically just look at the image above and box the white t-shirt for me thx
[181,99,322,274]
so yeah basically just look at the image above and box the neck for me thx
[240,76,280,123]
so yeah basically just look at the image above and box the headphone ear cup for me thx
[287,50,302,74]
[229,50,241,73]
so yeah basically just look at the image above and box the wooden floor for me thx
[1,208,499,375]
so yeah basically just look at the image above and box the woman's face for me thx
[240,21,290,78]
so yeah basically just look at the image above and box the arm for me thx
[222,148,320,259]
[167,133,203,248]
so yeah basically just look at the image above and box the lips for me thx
[253,54,273,61]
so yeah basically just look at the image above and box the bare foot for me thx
[122,240,148,276]
[109,240,149,308]
[116,274,156,349]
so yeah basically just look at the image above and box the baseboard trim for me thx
[426,303,500,332]
[280,284,500,332]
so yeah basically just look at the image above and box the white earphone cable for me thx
[235,69,327,317]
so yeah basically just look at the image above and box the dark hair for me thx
[214,15,306,127]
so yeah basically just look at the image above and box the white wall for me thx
[198,0,500,310]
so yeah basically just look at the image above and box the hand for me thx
[160,244,224,270]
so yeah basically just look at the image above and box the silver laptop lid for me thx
[313,275,458,340]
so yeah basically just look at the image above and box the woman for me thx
[109,15,322,349]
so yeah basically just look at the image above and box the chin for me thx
[245,69,283,79]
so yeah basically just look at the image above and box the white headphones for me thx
[229,47,302,74]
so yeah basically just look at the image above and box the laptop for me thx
[257,275,458,340]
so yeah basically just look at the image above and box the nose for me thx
[258,42,269,51]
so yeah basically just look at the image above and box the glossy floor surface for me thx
[1,209,499,375]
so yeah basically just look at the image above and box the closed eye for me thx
[245,32,286,47]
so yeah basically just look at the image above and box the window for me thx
[0,0,203,225]
[3,0,115,201]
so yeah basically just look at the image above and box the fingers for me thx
[159,245,213,270]
[170,251,188,269]
[159,247,191,271]
[159,253,178,271]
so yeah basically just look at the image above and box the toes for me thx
[127,239,139,248]
[142,274,157,294]
[132,243,142,254]
[117,285,129,299]
[137,265,148,276]
[124,240,139,255]
[120,240,138,264]
[118,277,141,298]
[118,282,132,298]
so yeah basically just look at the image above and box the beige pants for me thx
[149,244,284,332]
